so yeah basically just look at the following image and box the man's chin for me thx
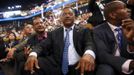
[37,30,45,32]
[64,22,73,25]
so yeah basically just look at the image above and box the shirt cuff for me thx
[84,50,96,59]
[122,60,133,74]
[29,52,37,57]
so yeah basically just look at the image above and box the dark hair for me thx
[32,17,43,25]
[60,6,75,16]
[104,1,125,20]
[7,32,17,42]
[33,16,42,21]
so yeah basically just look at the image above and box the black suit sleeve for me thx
[93,29,127,72]
[32,32,52,56]
[83,29,95,53]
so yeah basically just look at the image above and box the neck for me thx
[64,24,73,28]
[25,33,31,36]
[37,31,45,35]
[108,20,121,27]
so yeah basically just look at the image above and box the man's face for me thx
[33,18,46,32]
[24,25,34,34]
[113,2,131,21]
[60,8,75,27]
[8,33,15,40]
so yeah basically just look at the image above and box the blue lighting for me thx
[0,0,77,22]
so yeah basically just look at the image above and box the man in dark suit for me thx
[23,7,95,75]
[93,1,134,75]
[15,17,48,75]
[25,17,48,57]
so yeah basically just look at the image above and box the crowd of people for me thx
[0,0,134,75]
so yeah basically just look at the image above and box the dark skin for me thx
[128,0,134,5]
[60,8,95,74]
[105,1,134,51]
[105,1,131,26]
[24,8,95,75]
[122,19,134,51]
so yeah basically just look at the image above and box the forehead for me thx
[108,1,126,9]
[62,8,74,13]
[116,2,126,9]
[104,1,126,14]
[33,18,43,23]
[25,25,33,28]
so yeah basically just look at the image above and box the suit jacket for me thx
[26,33,48,57]
[32,25,94,67]
[87,0,105,26]
[93,22,133,73]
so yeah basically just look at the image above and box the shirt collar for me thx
[63,24,75,32]
[107,22,122,32]
[37,32,47,41]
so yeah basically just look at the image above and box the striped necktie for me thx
[62,28,72,75]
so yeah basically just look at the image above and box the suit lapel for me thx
[105,22,116,43]
[104,23,117,53]
[58,27,64,56]
[73,25,80,50]
[120,31,127,55]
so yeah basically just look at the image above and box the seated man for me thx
[93,1,134,75]
[23,7,95,75]
[15,17,48,75]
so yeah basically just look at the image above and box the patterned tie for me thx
[62,28,71,75]
[114,27,123,50]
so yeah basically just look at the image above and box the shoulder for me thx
[27,34,37,43]
[46,27,63,38]
[93,22,108,31]
[51,27,63,32]
[75,24,90,30]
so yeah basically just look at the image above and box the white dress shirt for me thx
[64,25,95,65]
[108,22,133,74]
[30,24,95,65]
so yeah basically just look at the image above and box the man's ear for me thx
[109,12,116,20]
